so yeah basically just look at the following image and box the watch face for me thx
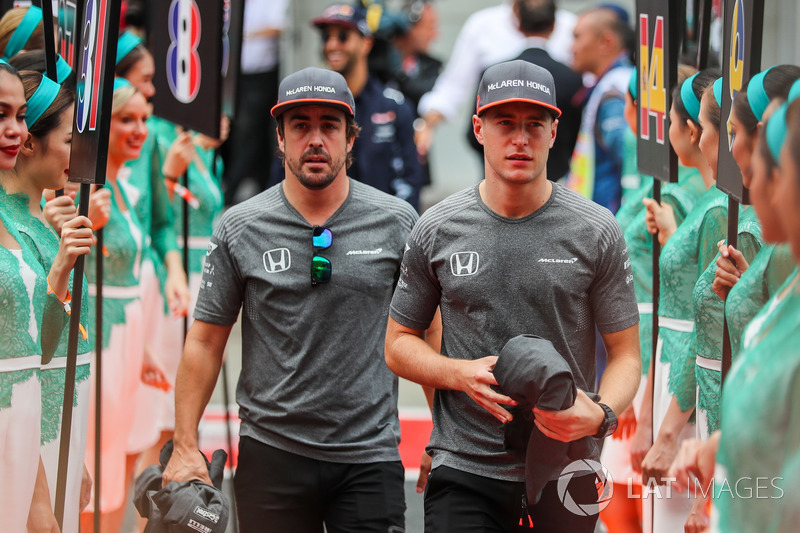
[607,418,618,436]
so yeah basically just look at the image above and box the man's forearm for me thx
[597,351,641,415]
[597,326,642,415]
[386,329,459,390]
[173,323,229,450]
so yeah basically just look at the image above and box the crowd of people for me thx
[1,1,800,533]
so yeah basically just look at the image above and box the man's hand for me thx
[416,451,432,494]
[713,241,749,301]
[532,389,605,442]
[162,444,213,487]
[642,198,677,245]
[414,111,444,158]
[455,356,516,424]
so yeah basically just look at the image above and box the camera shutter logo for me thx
[450,252,480,276]
[263,248,291,274]
[557,459,614,516]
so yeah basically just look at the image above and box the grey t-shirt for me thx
[389,182,638,481]
[195,179,418,463]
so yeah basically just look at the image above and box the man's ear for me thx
[276,126,285,153]
[472,115,485,146]
[550,118,559,148]
[361,36,374,56]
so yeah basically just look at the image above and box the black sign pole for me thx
[54,0,122,528]
[718,0,764,384]
[182,169,189,338]
[637,2,679,530]
[696,0,712,70]
[92,222,103,533]
[35,0,58,80]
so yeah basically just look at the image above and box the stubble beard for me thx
[286,148,347,191]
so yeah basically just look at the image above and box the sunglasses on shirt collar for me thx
[311,226,333,286]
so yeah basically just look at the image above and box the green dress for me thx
[84,181,143,348]
[624,167,705,374]
[617,129,648,229]
[0,214,47,408]
[2,191,92,444]
[726,243,795,356]
[150,119,224,277]
[693,206,763,437]
[124,115,179,266]
[713,269,800,532]
[657,185,728,414]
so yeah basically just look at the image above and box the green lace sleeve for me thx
[767,245,796,296]
[148,139,179,260]
[697,205,729,278]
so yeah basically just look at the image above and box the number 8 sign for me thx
[150,0,224,138]
[167,0,202,103]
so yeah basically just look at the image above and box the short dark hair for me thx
[275,113,361,169]
[516,0,556,35]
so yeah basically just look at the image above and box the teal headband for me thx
[680,73,701,122]
[766,88,800,162]
[3,6,42,60]
[629,67,637,100]
[25,75,61,128]
[116,31,142,65]
[746,66,773,122]
[56,55,71,84]
[789,79,800,103]
[113,77,132,92]
[713,77,723,107]
[766,102,788,162]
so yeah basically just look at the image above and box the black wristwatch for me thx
[594,403,618,439]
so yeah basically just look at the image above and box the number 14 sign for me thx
[636,0,680,183]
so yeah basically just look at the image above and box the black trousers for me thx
[423,465,599,533]
[234,436,406,533]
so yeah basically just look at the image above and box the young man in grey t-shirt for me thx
[163,67,417,533]
[386,60,641,532]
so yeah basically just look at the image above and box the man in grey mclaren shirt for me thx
[386,59,641,532]
[163,67,418,533]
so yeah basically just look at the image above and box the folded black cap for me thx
[494,334,598,504]
[134,440,230,533]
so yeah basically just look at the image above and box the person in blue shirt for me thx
[565,5,633,214]
[270,3,424,211]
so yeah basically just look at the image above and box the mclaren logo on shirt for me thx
[263,248,291,273]
[450,252,480,276]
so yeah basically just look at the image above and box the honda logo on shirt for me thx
[263,248,291,273]
[450,252,480,276]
